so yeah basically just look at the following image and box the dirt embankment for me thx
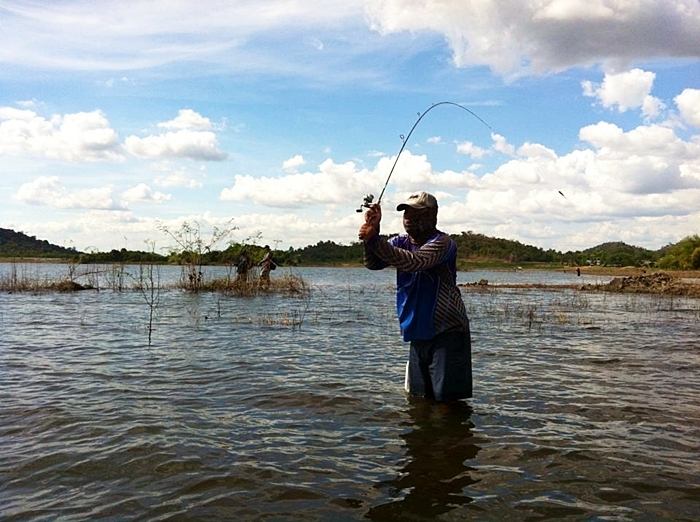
[461,272,700,297]
[583,272,700,297]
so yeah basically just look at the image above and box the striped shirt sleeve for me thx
[363,236,388,270]
[365,233,451,272]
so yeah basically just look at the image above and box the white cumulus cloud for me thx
[282,154,306,172]
[582,68,665,119]
[576,121,700,195]
[158,109,214,131]
[15,176,125,210]
[221,158,376,207]
[456,141,488,159]
[125,111,227,161]
[675,88,700,127]
[0,107,122,161]
[579,122,692,159]
[517,143,557,160]
[122,183,172,203]
[221,150,483,209]
[491,133,515,156]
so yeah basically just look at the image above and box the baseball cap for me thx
[396,191,438,211]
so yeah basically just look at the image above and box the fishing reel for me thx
[355,194,375,213]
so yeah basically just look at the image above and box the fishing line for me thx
[357,101,494,212]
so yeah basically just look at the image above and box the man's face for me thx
[403,207,436,240]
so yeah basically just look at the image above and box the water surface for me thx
[1,265,699,520]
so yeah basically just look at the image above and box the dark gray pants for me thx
[408,327,472,401]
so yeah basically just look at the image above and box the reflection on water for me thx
[368,399,479,520]
[1,265,699,520]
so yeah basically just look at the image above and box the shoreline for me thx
[1,258,699,278]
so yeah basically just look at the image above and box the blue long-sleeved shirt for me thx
[364,231,469,341]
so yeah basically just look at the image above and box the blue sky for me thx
[1,0,699,252]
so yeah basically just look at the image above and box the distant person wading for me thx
[258,245,276,288]
[236,250,252,282]
[359,192,472,402]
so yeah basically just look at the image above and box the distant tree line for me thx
[2,226,699,270]
[289,233,697,269]
[291,240,364,265]
[656,235,700,269]
[453,231,560,264]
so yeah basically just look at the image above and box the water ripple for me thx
[1,266,699,520]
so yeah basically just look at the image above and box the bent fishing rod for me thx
[356,101,494,212]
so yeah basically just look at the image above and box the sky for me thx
[1,0,699,253]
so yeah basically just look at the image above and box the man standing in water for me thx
[258,245,276,288]
[359,192,472,401]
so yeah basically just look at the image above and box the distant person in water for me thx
[258,245,276,288]
[236,250,251,282]
[359,192,472,402]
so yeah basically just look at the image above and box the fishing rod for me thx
[356,101,494,212]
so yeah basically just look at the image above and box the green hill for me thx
[656,235,700,269]
[573,241,657,267]
[0,228,77,258]
[452,231,560,265]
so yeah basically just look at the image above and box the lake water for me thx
[1,264,699,520]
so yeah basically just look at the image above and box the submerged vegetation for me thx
[197,273,309,296]
[0,255,309,346]
[0,261,307,296]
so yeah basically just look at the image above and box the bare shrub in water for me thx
[105,262,127,292]
[159,219,237,293]
[130,241,163,346]
[0,260,31,292]
[467,288,596,330]
[0,259,96,293]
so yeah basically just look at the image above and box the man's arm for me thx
[367,233,452,273]
[363,236,388,270]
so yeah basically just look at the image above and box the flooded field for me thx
[1,264,699,520]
